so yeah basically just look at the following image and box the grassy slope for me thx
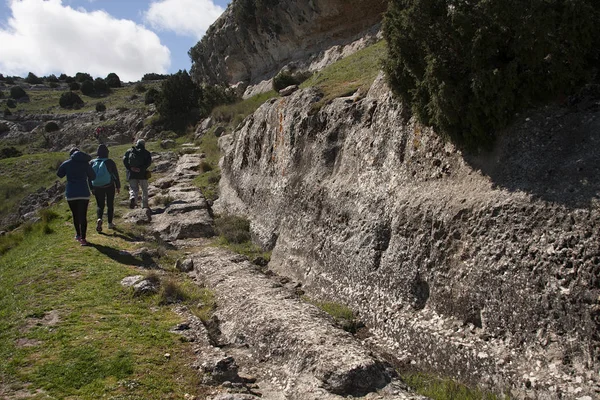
[0,202,212,399]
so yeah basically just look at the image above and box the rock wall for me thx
[215,74,600,398]
[189,0,386,88]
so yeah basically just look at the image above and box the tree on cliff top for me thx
[383,0,600,150]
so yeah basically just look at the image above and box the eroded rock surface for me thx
[214,74,600,399]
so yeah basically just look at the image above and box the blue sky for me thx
[0,0,231,82]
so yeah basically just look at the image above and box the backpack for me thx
[128,148,144,169]
[91,158,111,187]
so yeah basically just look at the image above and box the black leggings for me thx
[94,184,115,223]
[68,199,89,239]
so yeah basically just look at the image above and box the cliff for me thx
[189,0,386,92]
[214,73,600,398]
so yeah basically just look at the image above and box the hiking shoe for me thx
[75,234,81,241]
[129,198,136,209]
[96,219,103,232]
[79,238,89,246]
[108,222,116,229]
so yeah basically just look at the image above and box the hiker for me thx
[123,139,152,209]
[90,144,121,232]
[56,148,95,246]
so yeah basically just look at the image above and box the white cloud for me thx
[144,0,224,39]
[0,0,171,82]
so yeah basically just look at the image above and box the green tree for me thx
[59,91,84,108]
[157,70,201,129]
[75,72,93,82]
[25,72,43,84]
[9,86,27,100]
[144,88,160,105]
[94,78,109,93]
[105,72,121,88]
[80,80,95,95]
[383,0,600,149]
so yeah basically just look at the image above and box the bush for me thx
[9,86,27,100]
[95,102,106,112]
[44,121,60,132]
[80,80,95,95]
[157,70,201,130]
[105,72,121,88]
[69,81,80,91]
[144,88,159,104]
[383,0,600,150]
[199,85,237,118]
[44,74,59,83]
[93,78,109,93]
[6,99,16,108]
[0,147,22,159]
[134,83,147,93]
[59,91,84,108]
[48,82,59,89]
[4,108,11,116]
[0,90,3,98]
[272,70,311,91]
[25,72,43,84]
[75,72,93,82]
[142,73,169,81]
[215,215,251,244]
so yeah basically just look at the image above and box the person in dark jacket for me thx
[89,144,121,232]
[57,148,95,246]
[123,139,152,209]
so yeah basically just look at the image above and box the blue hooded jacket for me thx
[57,151,96,200]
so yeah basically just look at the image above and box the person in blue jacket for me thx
[89,144,121,232]
[57,147,96,246]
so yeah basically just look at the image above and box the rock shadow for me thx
[463,95,600,209]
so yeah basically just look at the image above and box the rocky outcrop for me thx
[215,74,600,398]
[189,0,386,91]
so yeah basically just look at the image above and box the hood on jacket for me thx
[71,151,92,163]
[97,144,109,158]
[135,139,145,149]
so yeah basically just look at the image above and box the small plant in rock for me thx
[158,279,188,305]
[272,70,312,91]
[153,194,174,206]
[215,214,251,244]
[144,87,159,104]
[95,102,106,112]
[9,86,27,100]
[44,121,60,132]
[59,91,84,108]
[200,160,213,173]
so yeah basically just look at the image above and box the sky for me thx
[0,0,231,82]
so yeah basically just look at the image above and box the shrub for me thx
[272,70,311,91]
[75,72,93,82]
[6,99,16,108]
[199,85,237,118]
[95,102,106,112]
[5,77,14,84]
[4,108,11,116]
[142,73,169,81]
[215,214,251,244]
[157,70,200,129]
[58,73,68,80]
[44,121,60,132]
[94,77,109,93]
[105,72,121,88]
[383,0,600,150]
[59,91,84,108]
[0,147,22,159]
[9,86,27,100]
[64,76,75,83]
[144,88,159,104]
[80,80,95,95]
[69,81,80,91]
[44,74,59,83]
[48,82,59,89]
[159,280,188,305]
[134,83,147,93]
[25,72,43,84]
[0,90,3,98]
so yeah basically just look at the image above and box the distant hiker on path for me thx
[90,144,121,232]
[57,148,95,246]
[123,139,152,209]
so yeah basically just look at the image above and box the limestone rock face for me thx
[189,0,386,88]
[215,74,600,398]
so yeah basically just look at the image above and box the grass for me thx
[0,200,213,399]
[192,127,221,201]
[300,40,387,107]
[9,83,161,115]
[302,296,361,333]
[211,90,279,127]
[402,373,509,400]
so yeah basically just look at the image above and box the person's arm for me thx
[56,160,67,178]
[123,150,130,170]
[144,151,152,169]
[87,163,96,182]
[108,159,121,192]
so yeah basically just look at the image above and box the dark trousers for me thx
[94,184,115,223]
[68,199,89,239]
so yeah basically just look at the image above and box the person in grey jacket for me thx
[89,144,121,232]
[123,139,152,209]
[57,148,95,246]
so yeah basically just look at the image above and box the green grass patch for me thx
[211,90,279,126]
[402,373,509,400]
[0,201,210,399]
[302,296,361,333]
[192,128,221,201]
[300,40,387,106]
